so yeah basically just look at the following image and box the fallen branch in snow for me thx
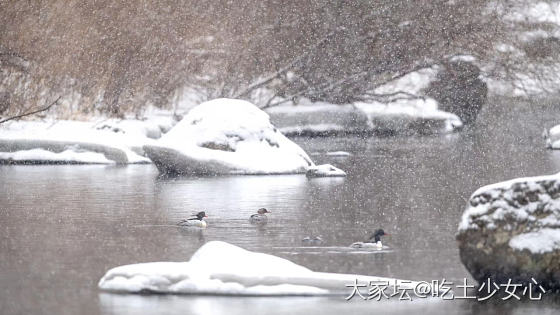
[0,96,61,124]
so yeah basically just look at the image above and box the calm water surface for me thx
[1,98,560,314]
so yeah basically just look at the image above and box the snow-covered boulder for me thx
[457,174,560,291]
[144,99,316,175]
[306,164,347,178]
[98,241,424,295]
[0,120,154,164]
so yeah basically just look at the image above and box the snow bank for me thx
[0,147,113,164]
[99,241,425,296]
[363,65,462,132]
[0,119,157,164]
[354,98,463,135]
[144,99,317,175]
[267,98,461,137]
[266,67,462,136]
[266,102,371,136]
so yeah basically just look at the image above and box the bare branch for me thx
[0,96,61,124]
[233,30,337,99]
[364,90,423,100]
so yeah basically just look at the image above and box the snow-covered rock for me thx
[306,164,347,178]
[99,241,425,295]
[0,120,155,164]
[457,174,560,290]
[144,98,316,175]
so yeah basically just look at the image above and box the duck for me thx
[350,229,388,249]
[178,211,208,228]
[302,236,324,245]
[249,208,270,224]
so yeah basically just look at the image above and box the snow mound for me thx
[144,99,315,175]
[99,241,425,296]
[0,120,154,164]
[306,164,347,178]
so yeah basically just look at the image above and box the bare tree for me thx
[0,0,558,117]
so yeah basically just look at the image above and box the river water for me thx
[1,98,559,314]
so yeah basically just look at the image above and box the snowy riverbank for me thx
[0,117,173,164]
[266,67,463,136]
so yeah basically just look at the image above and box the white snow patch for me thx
[0,148,114,164]
[509,228,560,254]
[275,124,349,136]
[0,119,154,164]
[355,98,463,133]
[306,164,347,178]
[325,151,352,157]
[507,2,560,25]
[99,241,426,296]
[373,67,439,95]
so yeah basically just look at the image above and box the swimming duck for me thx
[302,236,324,245]
[350,229,387,249]
[249,208,270,224]
[178,211,208,228]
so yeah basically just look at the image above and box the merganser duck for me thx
[302,236,324,245]
[350,229,388,249]
[249,208,270,224]
[178,211,208,228]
